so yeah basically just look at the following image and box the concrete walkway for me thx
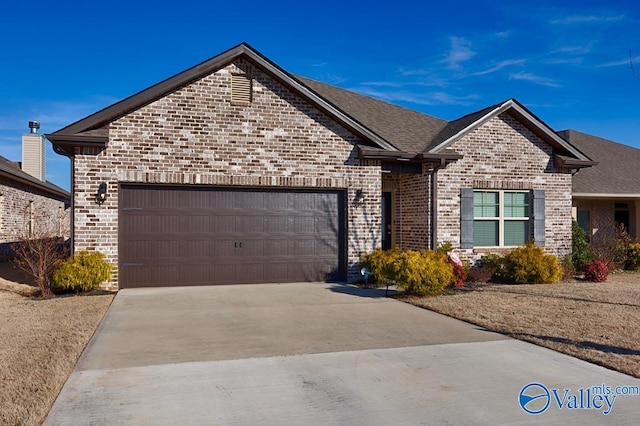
[46,283,640,425]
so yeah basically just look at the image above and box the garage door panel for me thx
[293,216,315,234]
[235,216,264,233]
[264,216,287,233]
[209,240,237,257]
[316,239,339,256]
[120,186,345,288]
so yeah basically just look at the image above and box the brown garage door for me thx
[119,185,346,288]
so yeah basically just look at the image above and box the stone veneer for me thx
[436,112,573,261]
[73,59,381,289]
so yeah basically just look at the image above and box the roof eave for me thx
[46,133,108,157]
[0,169,70,202]
[554,154,598,169]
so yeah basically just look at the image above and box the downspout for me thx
[430,158,446,250]
[52,144,75,253]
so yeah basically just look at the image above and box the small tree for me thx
[571,220,593,272]
[12,204,69,298]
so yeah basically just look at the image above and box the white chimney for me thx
[22,121,46,181]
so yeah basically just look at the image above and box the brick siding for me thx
[0,178,69,260]
[383,172,432,251]
[437,112,573,262]
[73,59,381,289]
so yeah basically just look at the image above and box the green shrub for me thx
[625,242,640,271]
[393,250,454,296]
[571,221,593,272]
[53,250,112,292]
[502,242,563,284]
[435,241,454,255]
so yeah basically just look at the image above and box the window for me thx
[577,210,590,233]
[473,190,530,247]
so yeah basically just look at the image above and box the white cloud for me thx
[443,36,476,70]
[353,87,477,106]
[509,72,561,87]
[551,44,593,55]
[0,96,117,134]
[470,59,526,76]
[430,92,479,105]
[595,55,640,68]
[551,14,625,25]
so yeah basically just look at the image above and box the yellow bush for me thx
[503,242,563,284]
[625,243,640,271]
[359,248,401,284]
[394,250,454,296]
[53,250,112,292]
[360,249,455,295]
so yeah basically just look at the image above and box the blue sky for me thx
[1,0,639,191]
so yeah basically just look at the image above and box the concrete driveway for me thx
[46,283,640,425]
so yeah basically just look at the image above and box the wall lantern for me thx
[96,182,107,205]
[354,189,365,207]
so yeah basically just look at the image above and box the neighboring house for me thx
[0,124,70,260]
[46,43,595,290]
[559,130,640,241]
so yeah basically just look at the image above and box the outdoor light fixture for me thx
[96,182,107,205]
[354,189,365,207]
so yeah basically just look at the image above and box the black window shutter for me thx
[532,189,545,246]
[460,188,474,249]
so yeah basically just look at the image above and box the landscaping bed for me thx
[0,287,113,425]
[404,271,640,378]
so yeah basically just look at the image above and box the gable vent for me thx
[231,73,252,104]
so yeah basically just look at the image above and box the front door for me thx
[382,192,392,250]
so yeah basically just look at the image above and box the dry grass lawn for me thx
[0,263,114,426]
[404,271,640,378]
[1,264,639,424]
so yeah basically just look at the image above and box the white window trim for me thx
[474,190,530,248]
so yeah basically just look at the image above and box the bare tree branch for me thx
[11,205,69,298]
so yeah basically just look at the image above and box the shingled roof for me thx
[0,156,70,202]
[559,129,640,196]
[298,78,592,163]
[47,42,591,167]
[297,77,447,153]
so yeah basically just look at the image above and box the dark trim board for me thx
[118,184,347,288]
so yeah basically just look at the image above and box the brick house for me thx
[47,43,594,290]
[560,130,640,242]
[0,126,70,259]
